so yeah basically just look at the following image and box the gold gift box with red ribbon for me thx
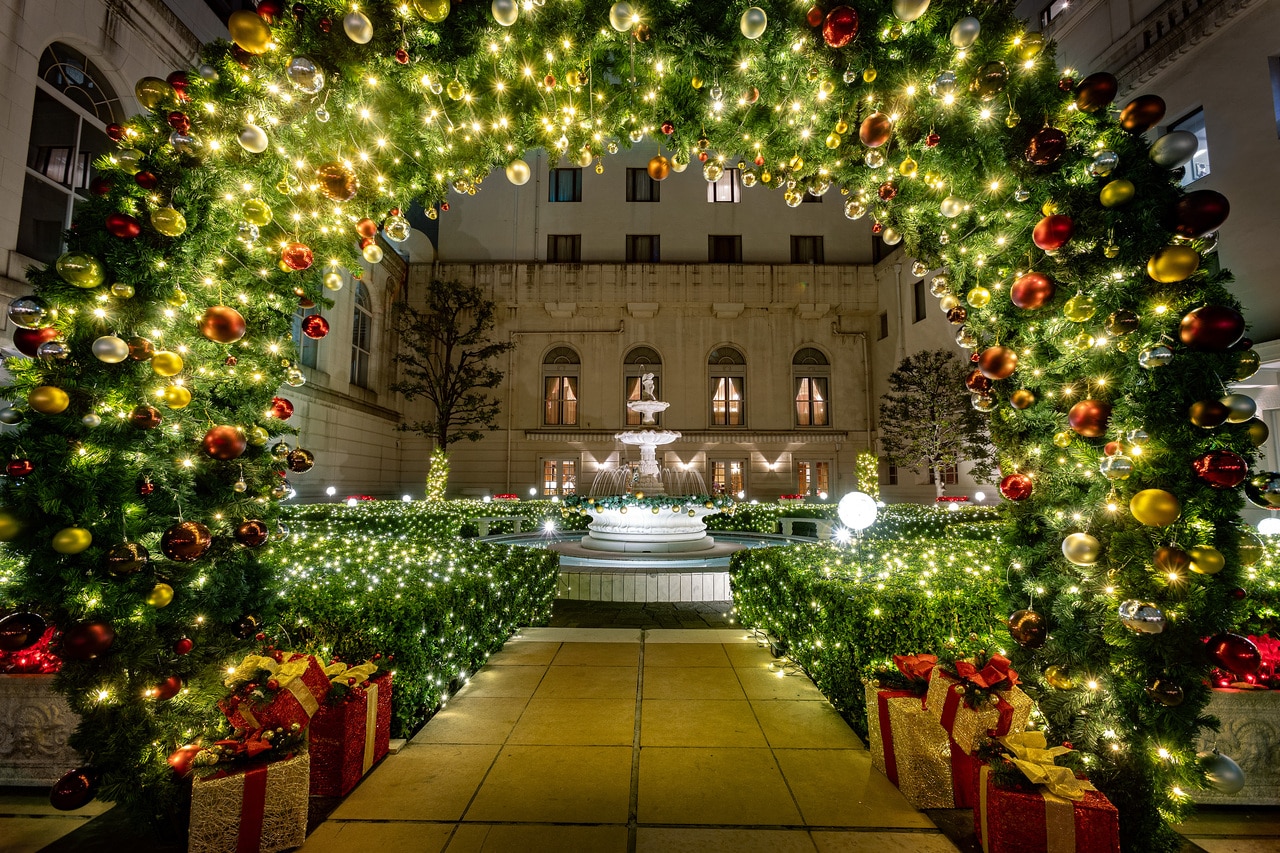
[220,653,331,733]
[926,654,1034,754]
[188,750,308,853]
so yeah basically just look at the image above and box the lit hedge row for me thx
[1236,533,1280,636]
[707,500,1003,540]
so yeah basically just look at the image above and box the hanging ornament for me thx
[1149,131,1198,168]
[1231,349,1261,381]
[271,479,294,500]
[939,196,965,218]
[1007,609,1047,648]
[281,242,314,271]
[235,520,270,548]
[1104,310,1139,336]
[822,7,859,48]
[414,0,451,22]
[966,287,991,308]
[1179,305,1245,351]
[152,675,184,701]
[161,521,211,562]
[647,155,671,182]
[1024,127,1067,166]
[1238,529,1265,567]
[36,340,68,361]
[286,56,324,94]
[5,457,32,477]
[199,306,247,343]
[504,159,532,186]
[1189,399,1229,429]
[105,542,148,575]
[81,413,101,428]
[150,207,187,237]
[237,124,268,153]
[1099,180,1135,208]
[8,296,51,329]
[362,242,383,264]
[316,161,359,201]
[1100,456,1133,480]
[28,386,70,415]
[1044,666,1075,690]
[300,315,330,340]
[1010,389,1035,410]
[1067,399,1110,438]
[284,367,306,387]
[49,767,99,811]
[1171,190,1230,239]
[740,6,768,39]
[168,744,201,778]
[1062,532,1101,566]
[1138,344,1174,369]
[859,112,892,148]
[105,212,142,239]
[1153,546,1191,575]
[1118,600,1166,633]
[892,0,930,22]
[1147,245,1200,283]
[96,335,131,365]
[882,227,903,246]
[1074,72,1118,112]
[1199,751,1246,795]
[61,620,116,660]
[384,213,411,243]
[271,441,293,460]
[999,473,1033,501]
[343,11,374,42]
[1221,393,1256,423]
[0,408,21,425]
[1063,293,1096,322]
[1205,633,1261,677]
[0,611,47,652]
[128,405,162,430]
[150,351,183,377]
[949,16,980,47]
[971,393,997,412]
[965,369,992,394]
[1245,473,1280,509]
[134,76,175,110]
[174,637,194,655]
[56,253,105,288]
[146,582,175,608]
[1130,489,1180,527]
[1032,215,1074,251]
[271,397,295,420]
[970,61,1008,101]
[703,162,724,182]
[228,9,272,53]
[202,425,248,461]
[1120,94,1166,132]
[1188,545,1225,575]
[286,449,315,473]
[977,346,1017,380]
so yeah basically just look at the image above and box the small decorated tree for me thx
[879,349,994,499]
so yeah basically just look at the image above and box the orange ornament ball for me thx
[198,306,246,344]
[978,346,1018,380]
[1068,399,1111,438]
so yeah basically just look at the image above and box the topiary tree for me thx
[880,348,995,499]
[0,1,1258,845]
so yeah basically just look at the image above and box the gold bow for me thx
[999,731,1096,801]
[273,655,315,688]
[323,661,379,687]
[224,654,279,689]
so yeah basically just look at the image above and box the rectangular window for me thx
[542,460,577,496]
[711,460,746,496]
[710,376,745,426]
[927,465,959,486]
[544,376,579,425]
[878,311,889,340]
[351,307,371,389]
[625,234,660,263]
[1039,0,1069,27]
[795,377,829,427]
[1168,108,1210,186]
[626,374,660,426]
[626,168,660,202]
[547,234,582,262]
[913,279,927,323]
[796,461,831,497]
[886,462,899,486]
[790,236,825,264]
[708,235,743,263]
[548,168,582,202]
[291,306,320,369]
[1269,56,1280,138]
[707,168,741,203]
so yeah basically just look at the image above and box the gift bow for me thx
[893,653,938,682]
[999,731,1096,801]
[224,654,279,689]
[1249,635,1280,665]
[954,654,1019,690]
[323,661,378,687]
[214,729,273,759]
[273,655,317,689]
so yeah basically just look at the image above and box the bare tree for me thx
[878,348,994,499]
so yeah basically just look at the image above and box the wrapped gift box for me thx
[221,654,330,732]
[310,671,393,796]
[1193,688,1280,805]
[189,751,308,853]
[974,764,1120,853]
[926,663,1034,754]
[865,682,980,808]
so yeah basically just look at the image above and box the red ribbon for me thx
[953,654,1019,690]
[938,677,1019,741]
[876,688,917,786]
[236,763,268,853]
[949,740,979,808]
[893,653,938,682]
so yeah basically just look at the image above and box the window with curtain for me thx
[547,234,581,262]
[548,167,582,201]
[625,234,660,263]
[626,168,660,202]
[796,461,831,496]
[711,460,746,496]
[793,347,830,427]
[708,346,746,426]
[624,346,662,426]
[543,346,580,426]
[18,44,121,263]
[541,459,577,495]
[351,281,372,388]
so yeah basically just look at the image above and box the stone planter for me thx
[1193,688,1280,805]
[0,674,81,785]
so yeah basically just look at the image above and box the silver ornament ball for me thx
[1119,600,1166,634]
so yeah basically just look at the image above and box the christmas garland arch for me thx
[0,0,1265,847]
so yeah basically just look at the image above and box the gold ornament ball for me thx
[1010,389,1036,409]
[647,155,670,181]
[825,132,842,149]
[115,149,144,175]
[151,351,184,377]
[1099,179,1135,208]
[0,509,22,541]
[247,426,270,446]
[1247,418,1270,447]
[242,199,272,226]
[1044,665,1075,690]
[1147,245,1200,283]
[1063,293,1097,322]
[1238,529,1264,567]
[52,526,92,554]
[163,386,192,409]
[363,243,384,264]
[29,386,70,414]
[56,253,105,289]
[1052,430,1073,448]
[1062,532,1102,566]
[323,271,344,291]
[228,10,272,53]
[834,119,849,134]
[316,161,359,202]
[413,0,451,22]
[150,207,187,237]
[134,77,174,110]
[966,287,991,308]
[1130,489,1181,527]
[1188,545,1225,575]
[1221,393,1257,423]
[446,80,465,101]
[146,582,175,608]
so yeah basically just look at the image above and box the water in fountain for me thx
[589,466,635,497]
[588,464,708,498]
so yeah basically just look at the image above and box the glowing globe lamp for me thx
[837,491,878,531]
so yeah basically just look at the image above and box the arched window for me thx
[18,44,122,263]
[543,346,580,426]
[793,347,830,427]
[351,281,373,388]
[708,346,746,427]
[624,346,662,426]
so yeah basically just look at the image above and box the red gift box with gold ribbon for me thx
[309,667,393,796]
[974,760,1120,853]
[925,654,1034,754]
[220,653,331,733]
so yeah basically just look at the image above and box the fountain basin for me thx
[582,505,719,553]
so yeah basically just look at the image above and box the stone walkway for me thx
[300,628,957,853]
[548,599,737,629]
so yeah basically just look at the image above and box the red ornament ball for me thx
[394,48,409,64]
[235,520,270,548]
[698,151,709,163]
[105,123,125,141]
[6,458,33,477]
[1206,633,1261,677]
[806,5,823,27]
[255,0,283,21]
[270,397,295,420]
[964,369,992,394]
[105,212,142,239]
[90,176,113,196]
[0,611,47,652]
[822,6,860,49]
[202,425,247,461]
[1068,399,1111,438]
[62,620,116,660]
[1119,94,1166,133]
[1024,126,1067,167]
[138,477,155,497]
[925,132,940,148]
[661,121,675,135]
[161,521,212,562]
[153,676,184,701]
[134,170,159,190]
[129,405,162,430]
[859,112,892,148]
[1103,441,1121,457]
[281,242,314,271]
[1192,450,1248,489]
[878,182,897,200]
[754,154,765,166]
[165,71,190,99]
[1180,305,1245,351]
[356,218,378,239]
[50,767,98,811]
[1000,473,1034,501]
[198,306,247,344]
[168,744,201,778]
[166,111,189,133]
[1074,71,1118,113]
[14,327,61,358]
[1033,215,1075,251]
[978,346,1018,380]
[1172,190,1230,239]
[173,637,194,655]
[301,314,330,339]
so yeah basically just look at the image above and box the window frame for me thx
[708,235,743,263]
[548,167,582,202]
[790,235,825,264]
[1166,108,1211,186]
[878,311,890,340]
[350,280,373,389]
[708,346,746,427]
[709,458,748,498]
[543,346,581,427]
[547,234,582,262]
[706,168,741,203]
[913,279,927,323]
[625,167,660,202]
[792,347,831,428]
[795,460,832,497]
[625,234,661,263]
[540,457,579,496]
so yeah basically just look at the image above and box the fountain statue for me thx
[576,384,722,553]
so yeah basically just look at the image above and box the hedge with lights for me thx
[0,0,1264,842]
[730,537,1005,735]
